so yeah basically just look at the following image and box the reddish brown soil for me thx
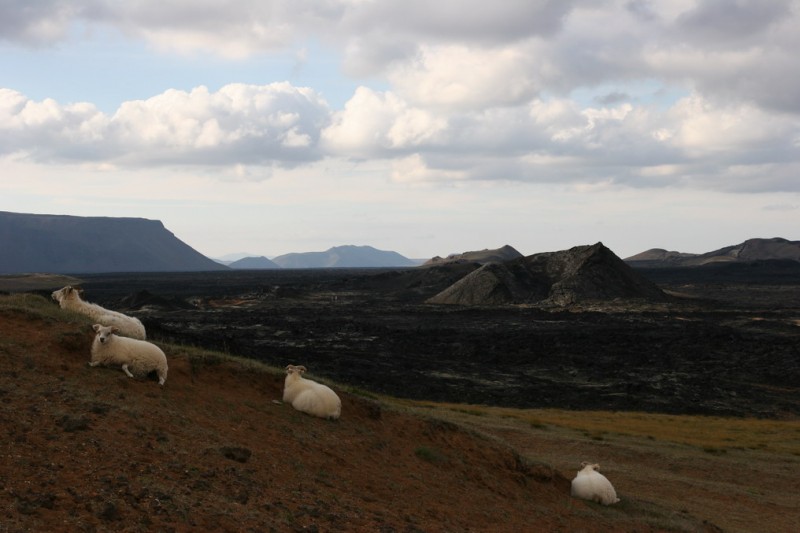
[0,308,719,532]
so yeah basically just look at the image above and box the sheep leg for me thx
[121,364,135,378]
[88,361,100,367]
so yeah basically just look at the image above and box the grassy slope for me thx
[1,294,796,532]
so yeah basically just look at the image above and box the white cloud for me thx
[0,83,331,169]
[387,44,541,111]
[321,87,446,157]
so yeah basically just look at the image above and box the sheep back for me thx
[97,312,146,340]
[570,463,620,505]
[91,325,167,384]
[53,286,146,339]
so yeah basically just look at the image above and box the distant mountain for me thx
[428,242,666,306]
[272,245,417,268]
[626,238,800,267]
[422,245,523,266]
[215,252,261,263]
[0,211,228,274]
[624,249,698,266]
[228,256,281,269]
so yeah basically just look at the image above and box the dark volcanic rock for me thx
[73,266,800,418]
[428,242,666,306]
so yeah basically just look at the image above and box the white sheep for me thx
[570,462,620,505]
[90,324,168,386]
[52,285,146,340]
[283,364,341,420]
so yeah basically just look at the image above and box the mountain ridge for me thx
[625,237,800,267]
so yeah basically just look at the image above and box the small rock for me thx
[220,446,252,463]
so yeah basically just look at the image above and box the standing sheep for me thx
[52,285,146,340]
[570,462,620,505]
[283,364,341,420]
[90,324,168,386]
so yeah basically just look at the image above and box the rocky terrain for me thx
[20,248,798,420]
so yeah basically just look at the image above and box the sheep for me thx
[283,364,341,420]
[570,462,620,505]
[90,324,168,386]
[52,285,146,340]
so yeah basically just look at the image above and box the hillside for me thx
[428,243,665,306]
[272,245,417,268]
[0,293,724,533]
[0,211,226,274]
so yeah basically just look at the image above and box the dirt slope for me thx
[0,298,720,532]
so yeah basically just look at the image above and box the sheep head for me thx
[51,285,71,303]
[52,285,84,303]
[285,364,307,375]
[93,324,120,344]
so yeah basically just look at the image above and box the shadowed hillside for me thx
[0,211,227,274]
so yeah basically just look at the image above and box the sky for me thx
[1,0,798,261]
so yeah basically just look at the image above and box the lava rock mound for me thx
[427,242,667,306]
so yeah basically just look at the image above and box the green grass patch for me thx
[414,446,447,465]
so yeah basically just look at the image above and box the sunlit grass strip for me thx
[403,401,800,455]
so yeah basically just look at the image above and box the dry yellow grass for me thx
[403,401,800,456]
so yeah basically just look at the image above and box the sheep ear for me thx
[297,365,307,373]
[593,464,601,471]
[580,461,589,468]
[92,324,101,332]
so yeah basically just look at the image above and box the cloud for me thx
[4,79,799,192]
[674,0,791,45]
[0,0,79,46]
[386,44,542,111]
[2,0,800,195]
[321,87,447,158]
[0,83,331,168]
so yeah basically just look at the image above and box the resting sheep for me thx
[283,364,341,420]
[90,324,168,386]
[52,285,146,340]
[570,462,620,505]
